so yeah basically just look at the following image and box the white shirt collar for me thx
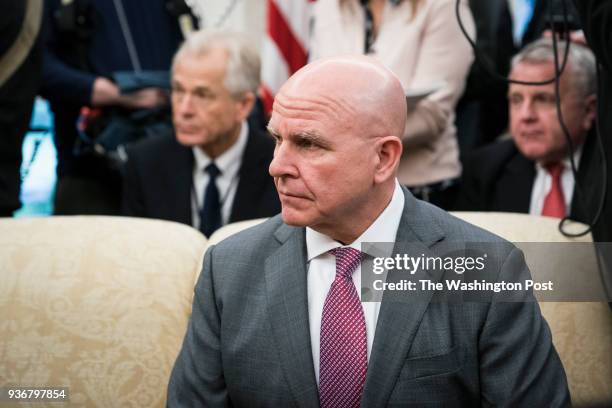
[306,180,405,261]
[192,121,249,174]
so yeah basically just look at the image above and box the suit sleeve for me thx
[39,0,96,106]
[575,0,612,71]
[167,245,231,407]
[478,248,570,407]
[402,0,475,148]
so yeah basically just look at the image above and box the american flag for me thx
[261,0,315,115]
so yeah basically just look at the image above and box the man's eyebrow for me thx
[192,85,213,94]
[171,80,211,94]
[533,91,555,97]
[266,128,332,148]
[267,126,279,137]
[293,130,327,145]
[266,128,320,140]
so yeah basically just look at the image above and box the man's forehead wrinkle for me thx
[274,91,358,123]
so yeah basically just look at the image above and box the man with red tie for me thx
[457,38,598,220]
[167,55,569,407]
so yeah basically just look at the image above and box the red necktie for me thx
[542,163,566,218]
[319,247,367,408]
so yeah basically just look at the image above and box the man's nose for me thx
[175,94,194,116]
[518,100,538,121]
[269,142,297,178]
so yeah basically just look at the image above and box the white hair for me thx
[511,38,597,97]
[172,29,260,97]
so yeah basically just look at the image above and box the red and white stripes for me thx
[261,0,315,115]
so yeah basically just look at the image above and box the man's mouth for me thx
[278,191,309,200]
[520,130,543,138]
[176,125,199,134]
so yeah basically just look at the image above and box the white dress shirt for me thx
[306,180,405,384]
[529,148,582,216]
[191,122,249,229]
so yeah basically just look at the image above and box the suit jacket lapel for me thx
[362,189,446,407]
[262,189,449,407]
[264,224,320,407]
[497,151,535,213]
[166,141,193,225]
[230,128,273,222]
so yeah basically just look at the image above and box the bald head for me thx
[268,56,406,243]
[275,56,407,139]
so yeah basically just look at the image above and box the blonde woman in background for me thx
[310,0,475,208]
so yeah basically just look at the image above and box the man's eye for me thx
[509,95,522,105]
[194,91,214,100]
[297,139,316,149]
[542,95,557,104]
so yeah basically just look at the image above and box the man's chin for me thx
[517,145,548,162]
[280,210,312,227]
[175,133,206,147]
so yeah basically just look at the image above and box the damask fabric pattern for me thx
[539,302,612,406]
[0,216,207,407]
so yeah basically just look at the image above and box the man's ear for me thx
[235,91,256,122]
[582,94,597,131]
[373,136,403,184]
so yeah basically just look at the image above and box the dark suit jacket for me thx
[168,188,569,407]
[121,127,281,226]
[574,0,612,243]
[456,138,592,223]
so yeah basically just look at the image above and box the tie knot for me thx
[545,162,564,179]
[330,247,363,279]
[205,163,221,178]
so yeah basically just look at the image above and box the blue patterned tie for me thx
[200,163,222,237]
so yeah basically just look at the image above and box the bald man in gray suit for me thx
[167,56,569,407]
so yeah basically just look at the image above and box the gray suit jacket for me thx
[168,188,570,407]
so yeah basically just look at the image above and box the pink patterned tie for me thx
[319,247,367,408]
